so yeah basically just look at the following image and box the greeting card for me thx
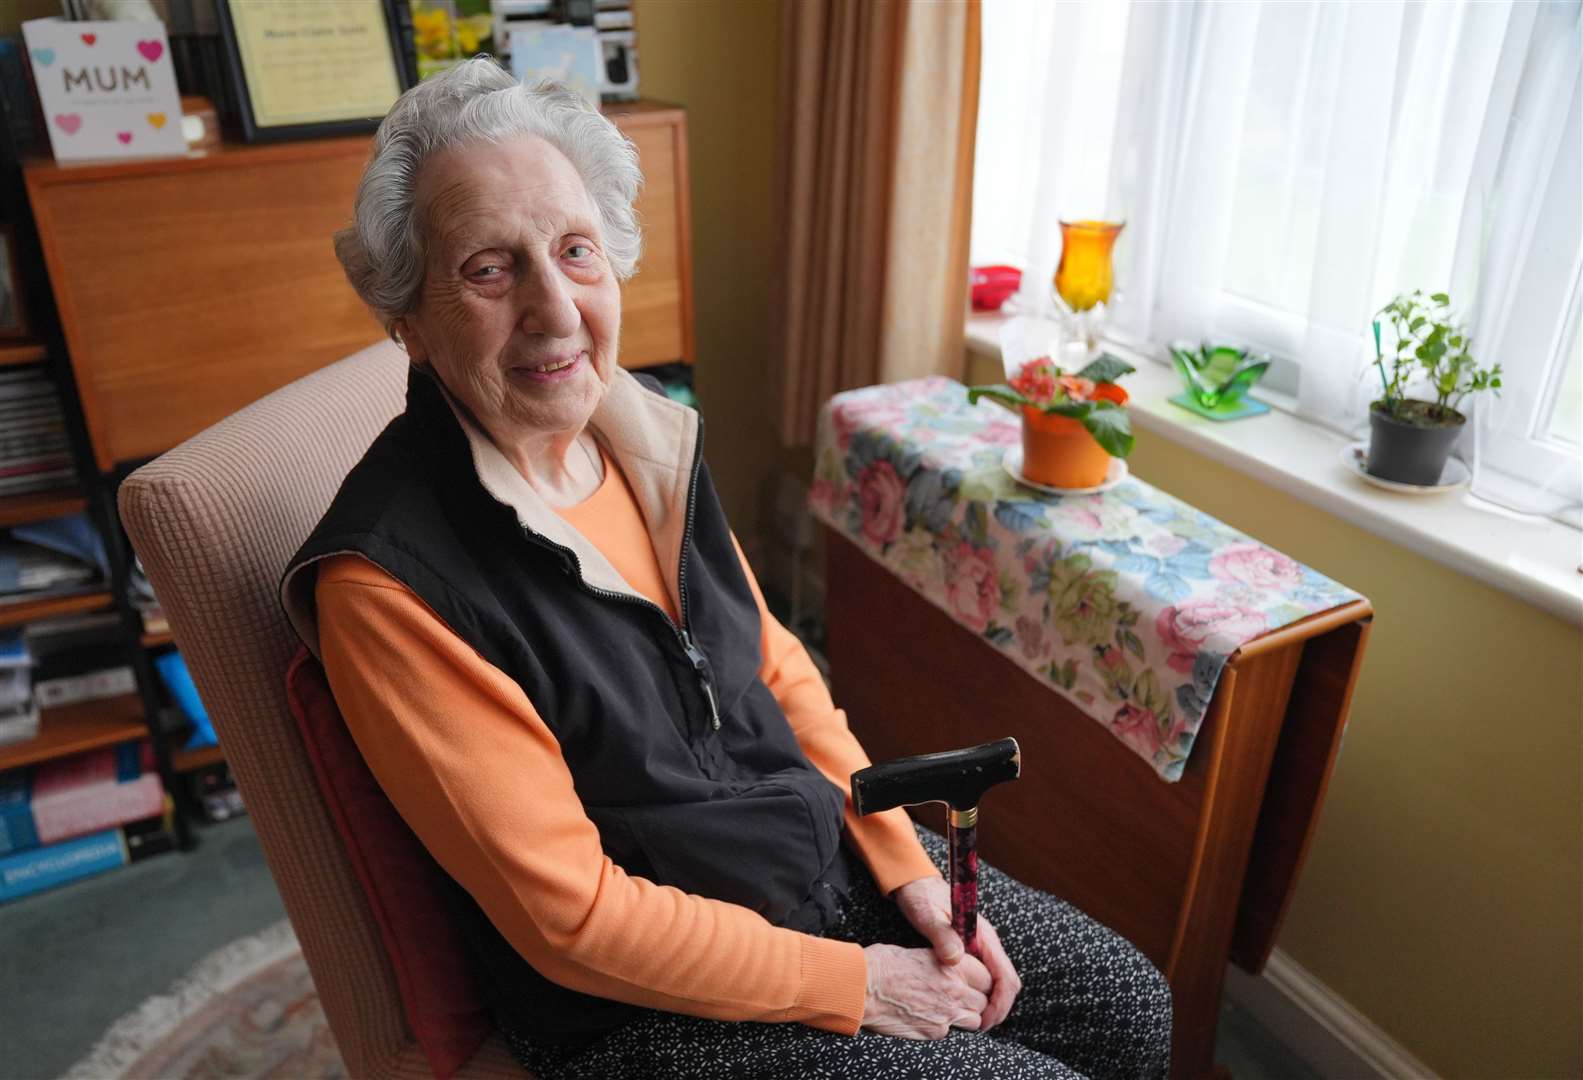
[22,18,187,162]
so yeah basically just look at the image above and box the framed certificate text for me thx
[215,0,410,142]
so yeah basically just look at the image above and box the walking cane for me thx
[851,738,1021,955]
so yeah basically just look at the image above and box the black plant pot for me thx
[1366,403,1466,486]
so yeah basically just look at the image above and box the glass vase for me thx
[1054,220,1124,313]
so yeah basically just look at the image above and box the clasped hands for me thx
[861,875,1023,1040]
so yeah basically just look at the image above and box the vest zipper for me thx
[523,418,721,733]
[675,421,717,729]
[679,629,721,730]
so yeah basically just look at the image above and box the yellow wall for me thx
[633,0,783,532]
[1127,429,1583,1077]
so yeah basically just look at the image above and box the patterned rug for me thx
[65,920,345,1080]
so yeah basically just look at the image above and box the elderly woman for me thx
[282,59,1171,1079]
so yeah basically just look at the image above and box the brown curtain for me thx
[770,0,982,446]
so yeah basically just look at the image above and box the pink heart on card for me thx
[54,113,82,135]
[136,40,163,63]
[80,33,97,45]
[117,131,132,145]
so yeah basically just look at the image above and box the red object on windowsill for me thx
[971,265,1022,312]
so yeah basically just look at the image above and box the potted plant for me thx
[968,354,1136,488]
[1369,290,1502,486]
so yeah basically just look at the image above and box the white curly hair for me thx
[334,57,643,335]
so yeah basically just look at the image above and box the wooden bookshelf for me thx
[171,742,224,773]
[0,340,48,368]
[140,628,174,648]
[0,693,146,772]
[0,590,113,631]
[0,488,86,529]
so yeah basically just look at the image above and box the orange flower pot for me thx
[1021,405,1112,489]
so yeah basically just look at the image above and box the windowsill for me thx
[966,312,1583,628]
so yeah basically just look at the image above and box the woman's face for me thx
[398,136,621,448]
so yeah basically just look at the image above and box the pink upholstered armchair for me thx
[119,341,524,1079]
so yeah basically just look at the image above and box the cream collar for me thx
[440,368,700,617]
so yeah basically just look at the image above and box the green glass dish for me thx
[1169,343,1271,411]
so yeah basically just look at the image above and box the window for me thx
[974,0,1582,525]
[1547,284,1582,449]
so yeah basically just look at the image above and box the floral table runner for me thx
[809,377,1363,782]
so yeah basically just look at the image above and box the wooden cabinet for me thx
[25,100,693,472]
[612,103,694,370]
[824,530,1373,1079]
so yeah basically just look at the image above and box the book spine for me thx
[0,433,70,455]
[0,456,73,478]
[0,470,77,494]
[0,828,127,903]
[0,384,58,403]
[0,419,66,437]
[31,773,164,846]
[0,803,39,856]
[114,740,145,782]
[0,425,69,444]
[33,667,135,708]
[29,744,117,797]
[0,707,41,747]
[0,771,39,857]
[0,401,64,417]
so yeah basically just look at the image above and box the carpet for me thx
[65,919,345,1080]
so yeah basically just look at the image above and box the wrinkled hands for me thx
[860,876,1022,1040]
[860,942,990,1040]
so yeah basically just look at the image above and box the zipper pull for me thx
[680,631,722,731]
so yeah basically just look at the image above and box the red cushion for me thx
[285,645,490,1078]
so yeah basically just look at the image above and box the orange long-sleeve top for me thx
[315,447,940,1035]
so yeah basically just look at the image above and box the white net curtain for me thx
[974,0,1583,527]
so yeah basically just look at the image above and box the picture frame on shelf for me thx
[411,0,496,82]
[0,225,28,340]
[510,22,601,109]
[213,0,412,143]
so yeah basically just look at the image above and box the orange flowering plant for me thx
[967,354,1138,457]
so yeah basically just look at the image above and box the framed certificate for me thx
[215,0,412,142]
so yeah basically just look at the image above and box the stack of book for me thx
[0,512,105,611]
[0,632,37,747]
[0,367,74,497]
[0,739,173,903]
[26,608,134,710]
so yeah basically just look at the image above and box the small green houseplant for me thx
[1368,290,1501,486]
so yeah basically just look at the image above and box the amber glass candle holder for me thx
[1054,220,1124,313]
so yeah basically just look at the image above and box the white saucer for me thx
[1003,448,1129,496]
[1341,442,1470,495]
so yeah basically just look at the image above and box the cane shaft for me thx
[948,806,980,956]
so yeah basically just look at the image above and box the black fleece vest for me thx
[284,369,850,1044]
